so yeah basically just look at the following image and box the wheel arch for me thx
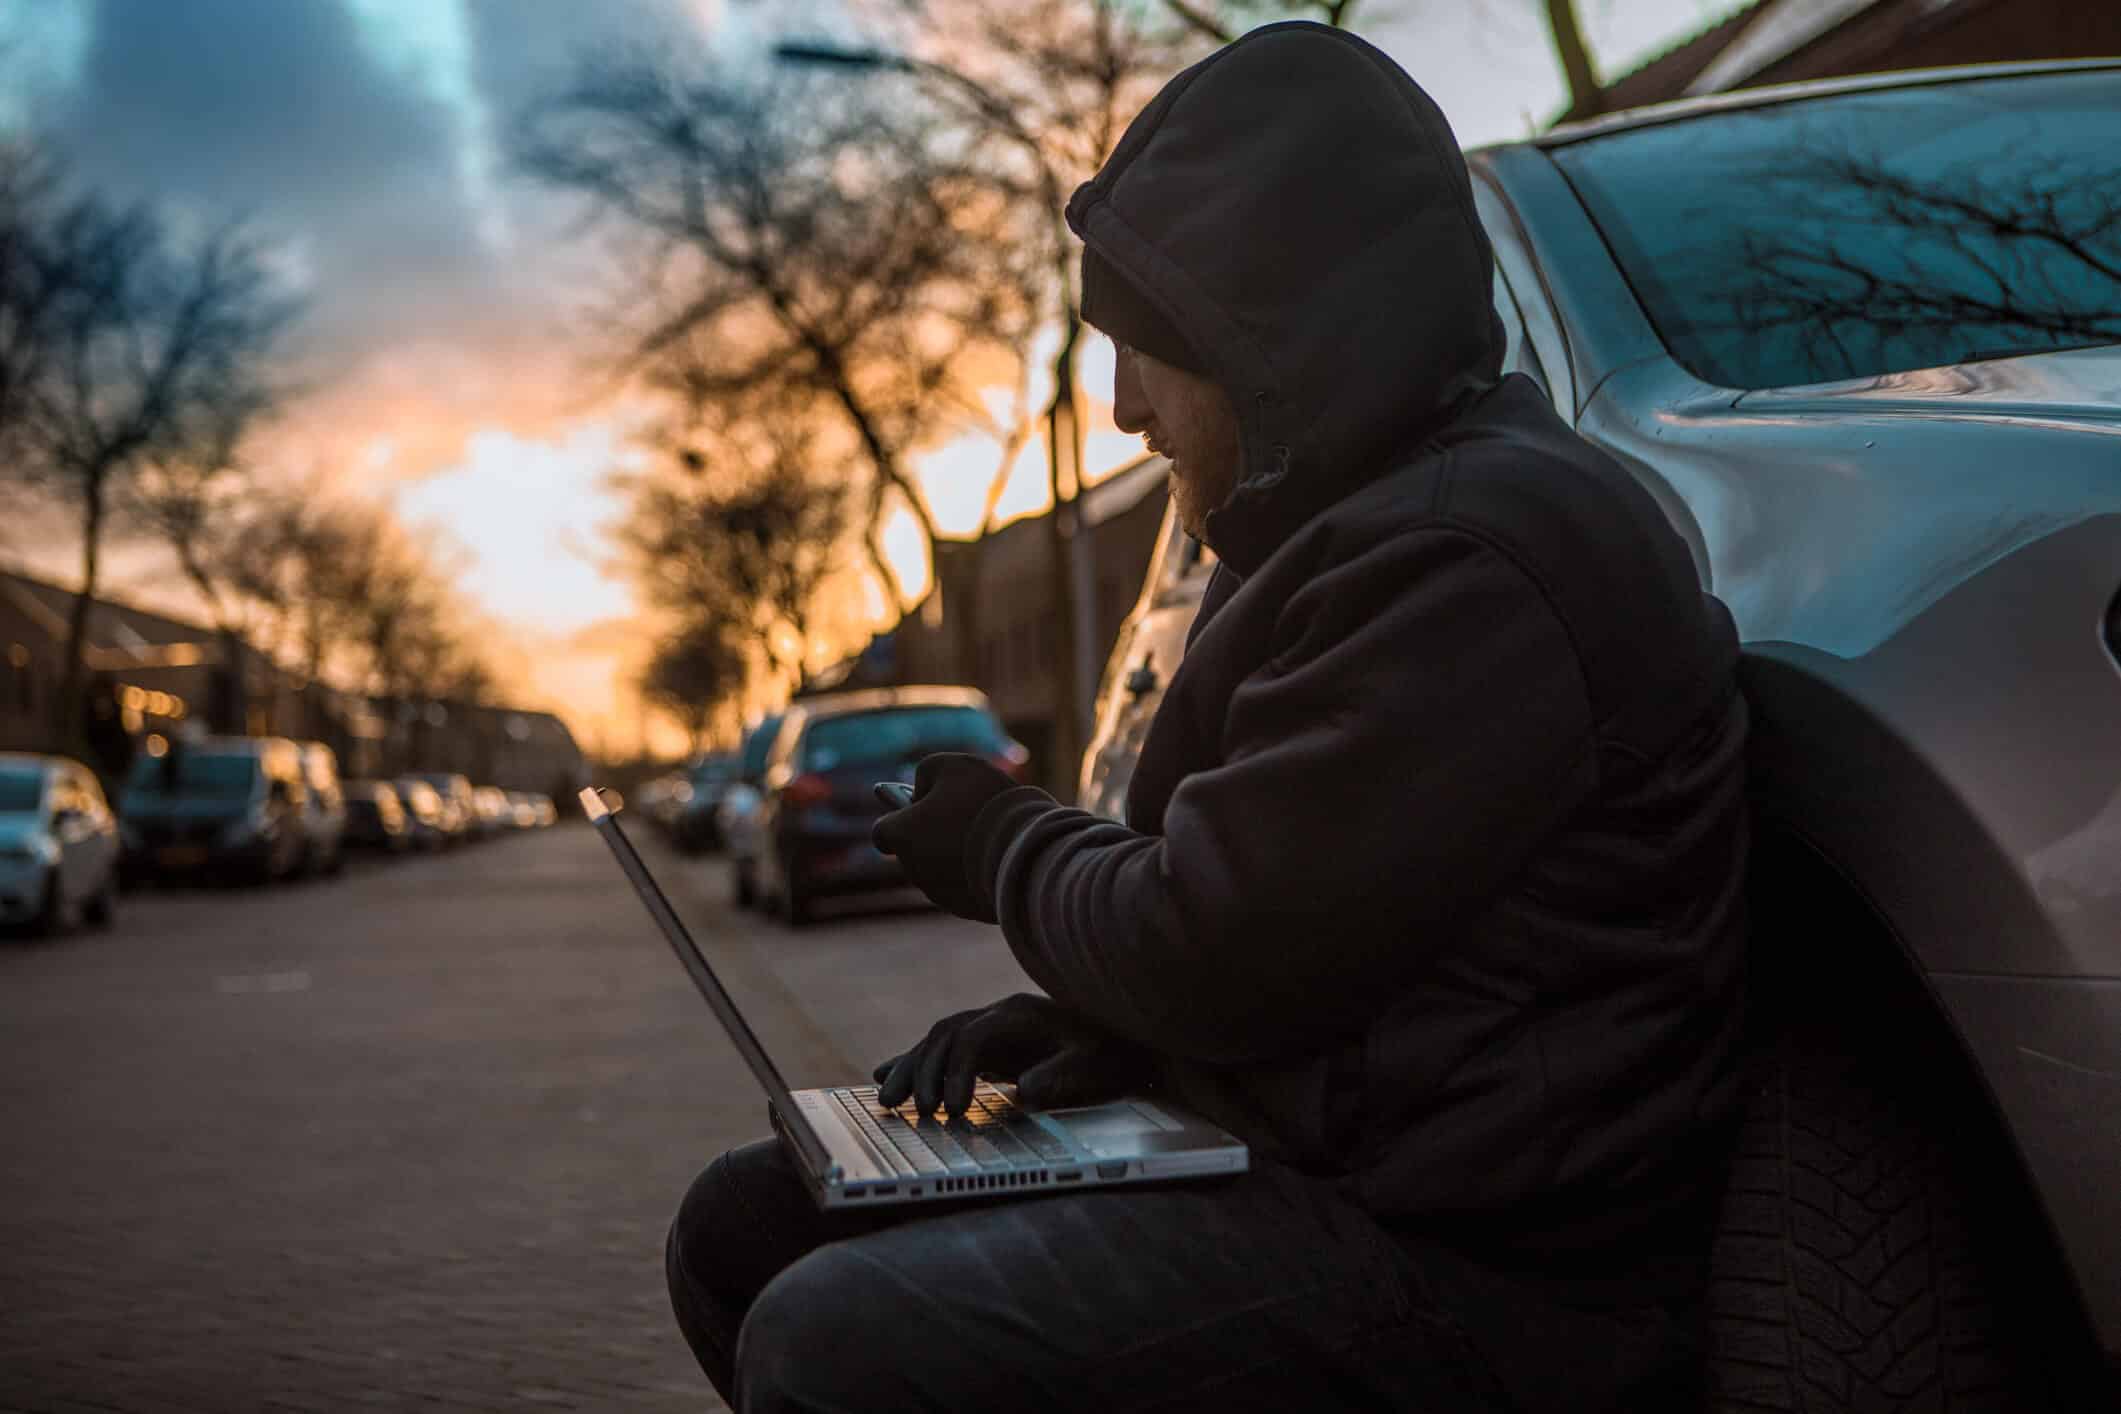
[1738,647,2111,1392]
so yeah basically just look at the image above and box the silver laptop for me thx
[582,787,1248,1210]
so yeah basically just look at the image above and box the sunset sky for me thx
[0,0,1745,757]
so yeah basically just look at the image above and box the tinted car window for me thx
[0,769,44,812]
[740,715,785,779]
[125,752,258,798]
[1553,70,2121,389]
[799,706,1002,770]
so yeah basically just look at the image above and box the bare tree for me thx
[127,378,280,632]
[516,54,1041,597]
[6,208,293,743]
[1637,138,2121,390]
[619,440,851,692]
[639,621,749,753]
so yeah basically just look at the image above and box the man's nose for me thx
[1110,350,1149,433]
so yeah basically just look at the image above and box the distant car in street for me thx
[295,742,348,876]
[0,752,119,934]
[400,772,476,847]
[1074,60,2121,1411]
[341,780,411,854]
[1078,481,1202,823]
[120,737,309,883]
[471,785,511,838]
[719,712,785,909]
[673,752,738,854]
[751,688,1025,926]
[391,778,450,852]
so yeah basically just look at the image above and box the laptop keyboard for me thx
[833,1084,1075,1177]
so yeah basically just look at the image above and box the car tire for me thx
[778,854,812,928]
[30,869,64,936]
[82,873,115,928]
[1706,1007,2077,1413]
[732,862,756,910]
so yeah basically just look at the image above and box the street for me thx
[0,824,1035,1412]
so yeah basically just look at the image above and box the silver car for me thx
[1081,59,2121,1410]
[0,753,119,934]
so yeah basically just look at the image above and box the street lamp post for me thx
[774,38,1098,791]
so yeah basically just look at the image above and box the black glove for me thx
[874,993,1151,1119]
[871,752,1018,923]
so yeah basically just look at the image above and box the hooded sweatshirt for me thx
[965,21,1749,1300]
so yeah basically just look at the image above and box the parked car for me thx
[295,742,347,876]
[391,778,450,852]
[1078,480,1204,823]
[120,737,309,883]
[400,772,475,846]
[0,752,118,934]
[341,780,411,853]
[673,753,739,854]
[721,712,785,909]
[471,785,511,838]
[751,688,1025,926]
[1076,60,2121,1410]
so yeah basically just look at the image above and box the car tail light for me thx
[781,773,832,808]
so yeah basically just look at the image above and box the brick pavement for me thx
[0,824,1031,1412]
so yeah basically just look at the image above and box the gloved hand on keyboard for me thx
[874,993,1154,1120]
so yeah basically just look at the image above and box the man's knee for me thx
[667,1139,811,1313]
[736,1245,914,1412]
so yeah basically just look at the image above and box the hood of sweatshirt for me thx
[1065,21,1505,575]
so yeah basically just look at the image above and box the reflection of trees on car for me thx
[1557,70,2121,390]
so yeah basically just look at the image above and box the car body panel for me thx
[297,743,347,871]
[0,754,118,925]
[1078,498,1212,821]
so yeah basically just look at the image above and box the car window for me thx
[799,706,1004,770]
[125,752,259,798]
[0,768,44,813]
[741,716,785,778]
[1552,69,2121,389]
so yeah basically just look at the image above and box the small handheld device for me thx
[874,781,915,810]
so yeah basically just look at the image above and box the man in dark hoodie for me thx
[664,20,1748,1413]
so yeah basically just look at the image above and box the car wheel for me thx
[324,843,346,877]
[732,861,756,910]
[1706,1006,2079,1413]
[30,869,64,936]
[776,851,812,928]
[82,872,116,928]
[784,878,813,928]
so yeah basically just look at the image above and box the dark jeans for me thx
[666,1138,1705,1413]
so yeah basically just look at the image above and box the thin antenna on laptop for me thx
[580,787,839,1181]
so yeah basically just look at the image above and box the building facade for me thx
[0,569,584,800]
[1585,0,2121,118]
